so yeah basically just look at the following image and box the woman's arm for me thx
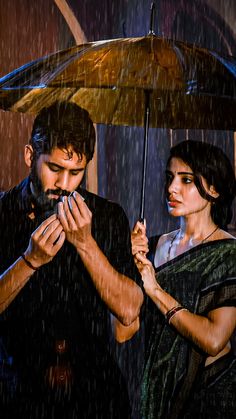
[138,254,236,356]
[170,305,235,356]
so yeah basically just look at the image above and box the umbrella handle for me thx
[139,90,151,222]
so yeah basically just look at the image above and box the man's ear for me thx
[209,185,220,199]
[24,145,34,168]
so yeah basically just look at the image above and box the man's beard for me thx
[30,164,71,217]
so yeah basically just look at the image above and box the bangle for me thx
[165,305,188,324]
[21,254,38,271]
[168,308,188,324]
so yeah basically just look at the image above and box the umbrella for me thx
[1,5,236,218]
[1,36,236,129]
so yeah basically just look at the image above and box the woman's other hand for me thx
[135,251,162,298]
[131,220,149,272]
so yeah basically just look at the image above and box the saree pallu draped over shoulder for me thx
[141,239,236,419]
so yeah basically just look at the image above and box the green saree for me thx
[141,239,236,419]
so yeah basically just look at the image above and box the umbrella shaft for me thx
[140,92,150,222]
[148,2,156,35]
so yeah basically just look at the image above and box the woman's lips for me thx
[168,200,181,207]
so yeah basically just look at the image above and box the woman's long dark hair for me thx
[168,140,236,229]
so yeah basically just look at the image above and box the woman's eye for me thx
[165,174,173,184]
[182,177,192,184]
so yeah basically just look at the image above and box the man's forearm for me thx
[76,236,143,325]
[0,257,35,313]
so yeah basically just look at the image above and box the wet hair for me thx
[30,101,96,163]
[167,140,236,229]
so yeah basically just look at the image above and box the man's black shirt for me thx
[0,178,141,418]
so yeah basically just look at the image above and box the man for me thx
[0,102,143,418]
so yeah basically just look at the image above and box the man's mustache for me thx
[45,189,71,198]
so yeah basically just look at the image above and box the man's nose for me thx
[55,172,69,191]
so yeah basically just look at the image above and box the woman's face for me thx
[165,157,215,218]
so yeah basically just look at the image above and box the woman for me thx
[131,140,236,419]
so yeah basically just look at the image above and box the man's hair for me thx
[30,101,96,162]
[167,140,236,229]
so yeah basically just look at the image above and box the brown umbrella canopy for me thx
[0,35,236,130]
[1,33,236,218]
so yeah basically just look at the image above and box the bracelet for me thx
[168,308,188,324]
[21,254,38,271]
[165,305,188,324]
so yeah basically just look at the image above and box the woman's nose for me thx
[168,177,179,194]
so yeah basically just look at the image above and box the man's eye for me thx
[48,165,60,172]
[71,170,81,176]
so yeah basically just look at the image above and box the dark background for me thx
[0,2,235,416]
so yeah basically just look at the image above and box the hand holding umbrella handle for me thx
[139,217,146,225]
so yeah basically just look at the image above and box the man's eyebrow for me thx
[47,162,63,169]
[47,162,84,171]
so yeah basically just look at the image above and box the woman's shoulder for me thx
[148,230,179,253]
[216,229,236,240]
[157,229,179,247]
[152,230,180,267]
[157,228,236,244]
[147,232,177,265]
